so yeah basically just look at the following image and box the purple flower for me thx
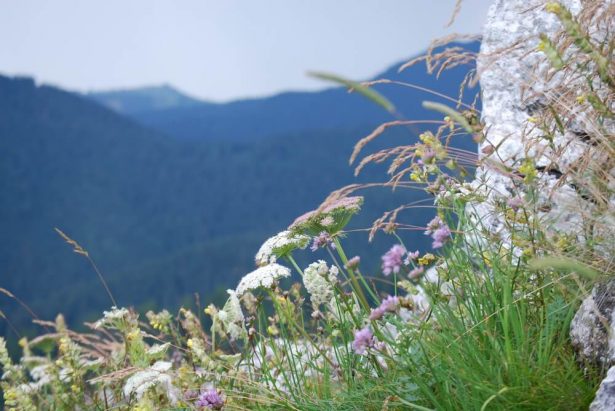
[507,196,524,211]
[352,327,375,354]
[381,244,406,276]
[408,266,425,280]
[404,250,420,265]
[310,231,335,251]
[345,256,361,270]
[196,388,224,409]
[369,295,399,320]
[425,216,451,249]
[431,225,451,249]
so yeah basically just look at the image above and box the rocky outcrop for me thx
[570,281,615,367]
[591,367,615,411]
[477,0,613,407]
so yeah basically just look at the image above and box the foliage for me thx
[1,2,613,410]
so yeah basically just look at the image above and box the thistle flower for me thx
[381,244,406,276]
[255,230,309,266]
[352,327,376,354]
[368,295,399,321]
[303,260,338,310]
[236,263,291,296]
[310,231,335,251]
[196,388,225,409]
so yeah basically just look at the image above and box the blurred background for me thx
[0,1,488,344]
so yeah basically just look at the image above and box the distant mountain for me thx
[0,42,479,346]
[88,42,481,142]
[87,84,204,115]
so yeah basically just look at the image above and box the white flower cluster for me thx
[236,263,291,296]
[255,230,309,266]
[218,290,246,341]
[303,260,338,310]
[123,361,180,404]
[94,306,129,329]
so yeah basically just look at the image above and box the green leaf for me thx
[308,71,396,113]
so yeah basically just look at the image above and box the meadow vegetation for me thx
[1,2,613,409]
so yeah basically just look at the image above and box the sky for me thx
[0,1,490,102]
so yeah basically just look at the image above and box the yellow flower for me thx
[519,159,537,183]
[545,2,562,14]
[418,253,435,266]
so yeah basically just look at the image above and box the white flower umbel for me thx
[219,290,246,341]
[255,230,309,266]
[94,306,129,329]
[236,263,291,296]
[303,260,338,310]
[123,361,180,405]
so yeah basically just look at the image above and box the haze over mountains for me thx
[0,42,479,343]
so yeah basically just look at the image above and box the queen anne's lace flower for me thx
[255,230,309,266]
[303,260,338,309]
[123,361,180,404]
[94,306,129,329]
[290,196,363,234]
[236,264,291,296]
[219,290,246,341]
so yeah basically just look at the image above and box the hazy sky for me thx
[0,1,490,102]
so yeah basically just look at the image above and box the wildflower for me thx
[408,266,425,280]
[303,260,338,310]
[94,306,130,329]
[123,361,180,404]
[424,216,451,249]
[310,231,335,251]
[506,196,524,211]
[403,250,419,265]
[320,216,335,226]
[352,327,376,354]
[146,309,172,333]
[381,244,406,276]
[432,225,451,249]
[290,196,363,234]
[518,159,537,183]
[345,255,361,270]
[236,263,291,296]
[196,388,225,409]
[255,230,309,266]
[369,295,399,321]
[220,290,246,341]
[417,253,435,266]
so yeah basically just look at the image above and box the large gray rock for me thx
[591,366,615,411]
[571,281,615,366]
[470,0,613,252]
[476,0,614,407]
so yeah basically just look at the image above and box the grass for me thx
[1,1,613,409]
